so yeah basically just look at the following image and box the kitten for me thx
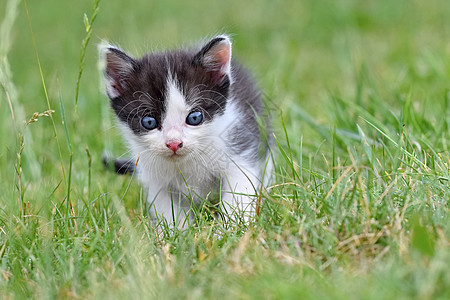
[100,35,272,229]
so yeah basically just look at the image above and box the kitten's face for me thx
[101,36,232,160]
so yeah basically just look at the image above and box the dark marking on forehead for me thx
[110,49,230,135]
[166,51,229,120]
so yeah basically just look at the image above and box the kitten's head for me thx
[100,36,232,160]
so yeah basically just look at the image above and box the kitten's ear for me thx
[99,43,136,99]
[194,35,232,84]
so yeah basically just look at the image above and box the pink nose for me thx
[166,141,183,153]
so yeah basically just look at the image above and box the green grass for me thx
[1,0,449,298]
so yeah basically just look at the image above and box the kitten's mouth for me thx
[167,151,185,159]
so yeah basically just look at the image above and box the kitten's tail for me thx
[102,153,135,175]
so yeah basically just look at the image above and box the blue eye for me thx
[141,116,158,130]
[186,111,203,126]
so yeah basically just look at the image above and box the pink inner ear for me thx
[106,54,124,78]
[105,52,132,97]
[212,46,231,71]
[106,61,121,92]
[204,41,231,84]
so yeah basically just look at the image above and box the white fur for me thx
[163,77,189,143]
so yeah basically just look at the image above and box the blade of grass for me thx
[59,97,75,231]
[361,117,428,171]
[75,0,101,106]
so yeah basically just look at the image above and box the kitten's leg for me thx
[147,188,193,230]
[220,165,259,225]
